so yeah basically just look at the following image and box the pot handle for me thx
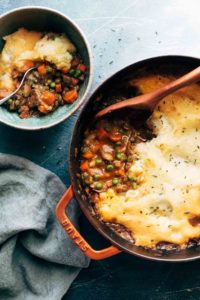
[56,185,121,260]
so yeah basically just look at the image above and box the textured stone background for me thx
[0,1,200,299]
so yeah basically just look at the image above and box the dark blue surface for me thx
[1,1,200,299]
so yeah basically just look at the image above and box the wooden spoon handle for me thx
[147,65,200,108]
[95,66,200,119]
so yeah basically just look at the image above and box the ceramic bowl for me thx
[0,6,93,130]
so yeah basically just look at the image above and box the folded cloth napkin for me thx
[0,153,89,300]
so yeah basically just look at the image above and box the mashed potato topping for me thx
[0,28,76,92]
[19,33,76,70]
[95,75,200,249]
[0,28,42,91]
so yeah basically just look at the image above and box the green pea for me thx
[46,66,52,73]
[95,158,102,165]
[15,100,20,106]
[116,152,127,161]
[94,174,101,180]
[47,79,52,85]
[8,99,13,105]
[128,175,136,181]
[81,147,88,153]
[106,164,114,172]
[130,137,135,143]
[119,128,125,134]
[104,124,111,132]
[55,72,61,77]
[112,178,119,185]
[68,69,76,76]
[58,94,63,103]
[50,82,56,88]
[116,152,122,160]
[95,182,103,190]
[74,69,82,78]
[64,87,69,92]
[116,141,122,146]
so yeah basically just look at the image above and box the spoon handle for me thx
[146,65,200,109]
[95,66,200,119]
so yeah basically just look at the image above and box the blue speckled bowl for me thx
[0,6,93,130]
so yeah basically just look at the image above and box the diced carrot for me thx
[85,187,90,194]
[55,83,62,93]
[62,67,69,74]
[77,64,86,72]
[108,133,122,142]
[91,143,101,153]
[82,152,94,159]
[20,60,34,72]
[25,60,34,68]
[80,161,89,171]
[116,169,125,177]
[42,91,56,105]
[38,105,49,114]
[71,57,80,67]
[63,89,78,103]
[38,64,47,75]
[101,172,111,179]
[97,127,108,140]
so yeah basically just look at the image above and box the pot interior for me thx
[70,55,200,261]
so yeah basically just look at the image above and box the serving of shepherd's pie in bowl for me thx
[0,7,92,130]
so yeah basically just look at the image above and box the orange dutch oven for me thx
[56,55,200,262]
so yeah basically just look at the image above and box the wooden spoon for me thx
[95,66,200,119]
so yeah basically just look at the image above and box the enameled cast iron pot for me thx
[56,55,200,262]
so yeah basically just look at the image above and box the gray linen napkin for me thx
[0,153,89,300]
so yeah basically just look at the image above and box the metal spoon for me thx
[95,66,200,119]
[0,67,36,105]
